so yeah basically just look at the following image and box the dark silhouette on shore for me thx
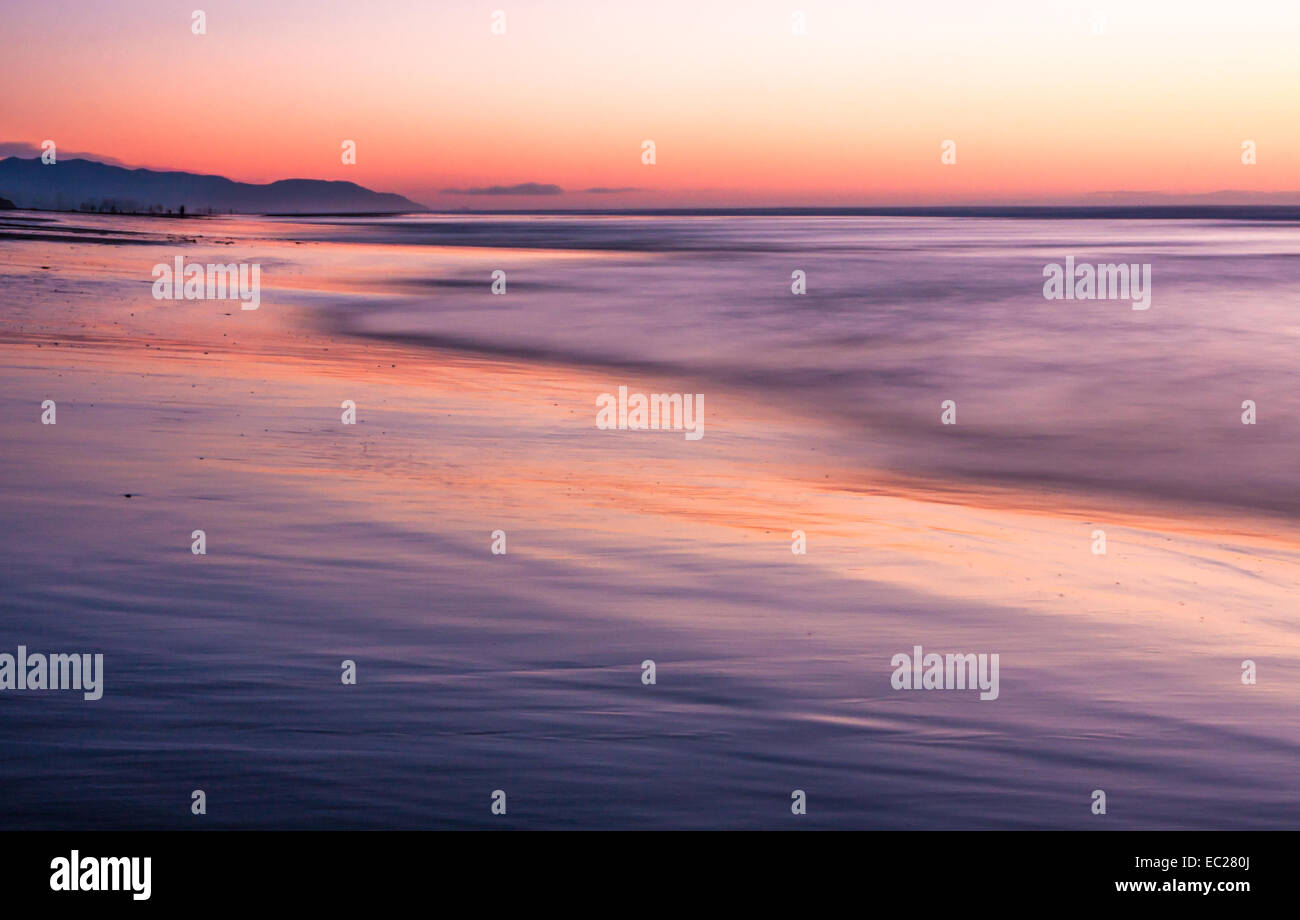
[0,156,427,215]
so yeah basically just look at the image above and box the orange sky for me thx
[3,0,1299,207]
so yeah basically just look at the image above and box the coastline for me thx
[2,212,1298,828]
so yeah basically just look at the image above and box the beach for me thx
[1,210,1298,828]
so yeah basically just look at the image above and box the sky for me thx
[2,0,1299,208]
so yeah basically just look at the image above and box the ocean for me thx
[1,210,1298,828]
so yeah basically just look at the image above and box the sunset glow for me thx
[4,0,1300,206]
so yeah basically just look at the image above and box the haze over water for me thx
[312,213,1300,518]
[1,211,1298,828]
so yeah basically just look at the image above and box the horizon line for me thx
[7,153,1300,214]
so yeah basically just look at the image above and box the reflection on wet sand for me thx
[1,211,1297,828]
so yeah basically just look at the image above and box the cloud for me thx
[441,182,563,196]
[582,187,640,194]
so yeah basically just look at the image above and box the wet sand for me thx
[1,211,1298,828]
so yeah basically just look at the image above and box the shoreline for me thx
[3,213,1298,829]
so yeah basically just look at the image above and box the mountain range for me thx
[0,157,427,214]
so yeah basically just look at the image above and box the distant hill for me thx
[0,157,427,214]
